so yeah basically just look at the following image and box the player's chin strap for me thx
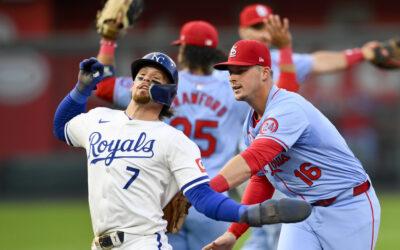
[149,81,177,107]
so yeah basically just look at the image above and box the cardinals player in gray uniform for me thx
[203,40,380,250]
[52,52,311,249]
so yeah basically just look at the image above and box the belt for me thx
[312,180,370,207]
[94,231,124,249]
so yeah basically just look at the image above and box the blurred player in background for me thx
[95,16,299,249]
[238,3,379,84]
[237,3,382,249]
[203,39,380,250]
[52,54,311,250]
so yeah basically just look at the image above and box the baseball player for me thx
[94,18,299,250]
[52,53,312,249]
[203,39,381,250]
[238,4,382,249]
[238,3,380,84]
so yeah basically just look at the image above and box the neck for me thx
[125,101,161,121]
[248,81,272,117]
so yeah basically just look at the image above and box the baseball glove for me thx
[162,191,191,233]
[370,37,400,70]
[96,0,144,40]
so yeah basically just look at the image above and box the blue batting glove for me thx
[75,57,104,97]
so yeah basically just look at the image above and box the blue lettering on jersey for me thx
[88,131,155,165]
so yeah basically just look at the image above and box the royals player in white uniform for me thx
[53,54,311,250]
[203,40,380,250]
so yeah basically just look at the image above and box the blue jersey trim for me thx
[181,176,209,193]
[155,232,162,250]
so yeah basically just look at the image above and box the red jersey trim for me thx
[256,135,289,151]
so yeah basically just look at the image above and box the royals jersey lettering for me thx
[65,107,209,236]
[244,85,368,202]
[109,70,250,178]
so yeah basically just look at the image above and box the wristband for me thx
[99,38,117,57]
[210,174,230,193]
[344,48,364,67]
[228,223,249,239]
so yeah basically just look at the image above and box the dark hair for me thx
[159,105,174,120]
[180,45,227,75]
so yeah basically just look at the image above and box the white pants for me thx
[277,186,381,250]
[91,231,172,250]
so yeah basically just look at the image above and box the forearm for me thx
[276,46,299,92]
[228,175,275,238]
[53,89,87,141]
[211,155,252,192]
[311,49,364,73]
[185,183,246,222]
[97,38,117,66]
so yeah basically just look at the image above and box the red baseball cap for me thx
[240,4,273,27]
[214,40,271,70]
[171,20,218,48]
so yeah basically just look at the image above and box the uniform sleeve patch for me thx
[195,158,206,173]
[260,118,279,134]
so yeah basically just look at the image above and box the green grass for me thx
[0,193,399,250]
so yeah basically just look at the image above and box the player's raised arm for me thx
[94,0,143,106]
[265,15,299,92]
[53,58,104,142]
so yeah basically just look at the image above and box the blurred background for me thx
[0,0,399,249]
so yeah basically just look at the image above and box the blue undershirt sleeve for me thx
[184,183,247,222]
[53,88,88,142]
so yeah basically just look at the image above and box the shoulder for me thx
[269,89,310,115]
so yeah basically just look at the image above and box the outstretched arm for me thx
[311,41,379,74]
[210,138,283,192]
[53,58,104,141]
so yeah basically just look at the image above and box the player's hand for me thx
[265,14,292,49]
[202,232,237,250]
[239,198,312,226]
[361,40,381,61]
[76,57,104,96]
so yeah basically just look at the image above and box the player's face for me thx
[228,65,270,101]
[132,67,169,104]
[239,22,272,46]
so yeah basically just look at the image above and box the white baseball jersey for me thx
[64,107,209,236]
[109,71,250,178]
[244,85,368,202]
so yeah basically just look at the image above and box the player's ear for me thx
[261,66,272,81]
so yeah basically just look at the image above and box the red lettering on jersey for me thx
[172,97,180,107]
[267,154,290,175]
[191,93,199,104]
[182,92,190,104]
[211,101,221,111]
[199,93,207,105]
[205,96,213,108]
[217,107,227,117]
[195,158,206,173]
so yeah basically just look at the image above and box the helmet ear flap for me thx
[149,83,177,106]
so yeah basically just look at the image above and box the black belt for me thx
[312,180,370,207]
[96,231,124,249]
